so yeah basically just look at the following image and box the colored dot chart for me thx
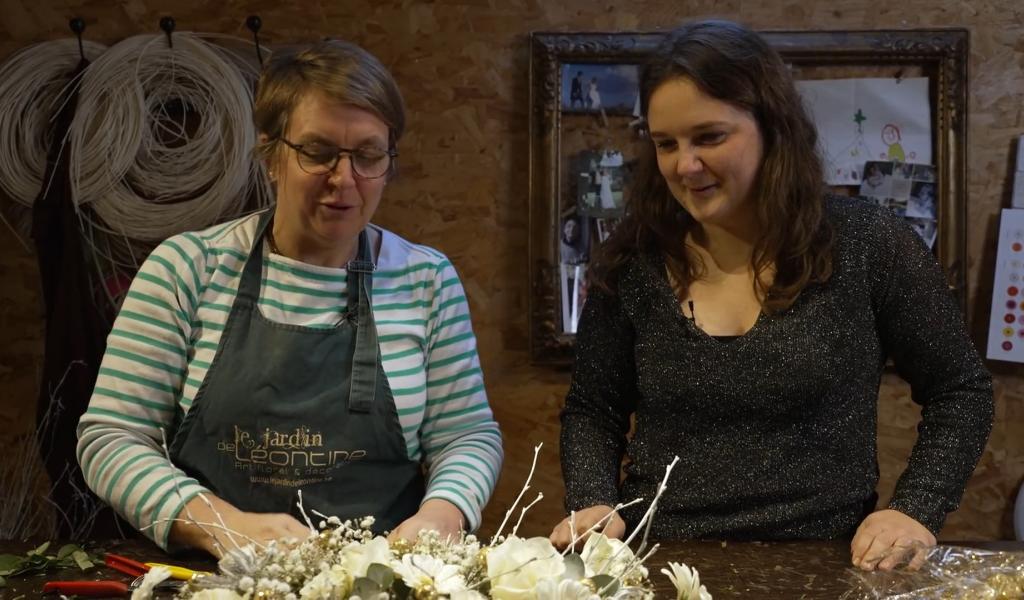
[987,209,1024,361]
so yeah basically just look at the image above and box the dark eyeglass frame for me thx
[278,138,398,179]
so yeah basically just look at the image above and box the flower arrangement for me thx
[134,448,712,600]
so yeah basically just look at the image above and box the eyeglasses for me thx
[278,138,397,179]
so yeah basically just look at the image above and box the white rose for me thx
[535,577,600,600]
[580,534,647,581]
[487,536,566,600]
[341,536,392,578]
[661,562,712,600]
[188,590,246,600]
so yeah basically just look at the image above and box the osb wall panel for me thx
[0,0,1022,542]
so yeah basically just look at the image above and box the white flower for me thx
[580,534,647,581]
[341,536,392,578]
[535,577,600,600]
[130,566,171,600]
[391,553,467,595]
[661,562,712,600]
[188,590,246,600]
[487,536,566,600]
[298,564,352,599]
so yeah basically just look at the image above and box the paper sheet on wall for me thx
[986,209,1024,362]
[796,77,931,185]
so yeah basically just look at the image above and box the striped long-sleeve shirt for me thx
[77,212,503,548]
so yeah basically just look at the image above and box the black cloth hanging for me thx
[31,57,130,540]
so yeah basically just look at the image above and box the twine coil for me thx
[0,38,107,206]
[68,32,271,244]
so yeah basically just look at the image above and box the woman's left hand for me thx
[388,499,465,543]
[851,509,936,571]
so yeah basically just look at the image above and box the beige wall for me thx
[1,0,1021,540]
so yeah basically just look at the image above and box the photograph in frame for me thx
[559,214,591,265]
[561,63,640,116]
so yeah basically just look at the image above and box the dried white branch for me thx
[511,492,544,538]
[491,443,542,543]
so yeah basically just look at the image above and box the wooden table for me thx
[3,538,1021,598]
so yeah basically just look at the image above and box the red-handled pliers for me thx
[43,579,136,596]
[43,575,183,596]
[43,554,180,596]
[104,553,149,577]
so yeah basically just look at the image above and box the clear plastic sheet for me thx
[842,545,1024,599]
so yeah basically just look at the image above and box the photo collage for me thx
[558,62,642,334]
[858,160,938,248]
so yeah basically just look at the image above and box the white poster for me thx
[987,209,1024,362]
[796,77,932,185]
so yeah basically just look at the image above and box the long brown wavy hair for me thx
[590,20,834,313]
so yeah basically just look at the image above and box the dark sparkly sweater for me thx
[560,196,993,540]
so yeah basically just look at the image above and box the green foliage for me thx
[0,543,96,588]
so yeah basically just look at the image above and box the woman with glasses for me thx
[550,20,991,572]
[77,40,502,556]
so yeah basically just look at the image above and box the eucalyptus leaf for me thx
[352,576,382,598]
[0,574,5,587]
[366,563,394,588]
[71,550,94,571]
[56,544,78,560]
[0,554,24,574]
[27,542,49,556]
[591,574,620,597]
[563,553,585,580]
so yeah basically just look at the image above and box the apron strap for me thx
[236,210,275,306]
[346,230,379,413]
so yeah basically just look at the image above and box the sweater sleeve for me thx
[870,209,994,533]
[76,233,212,549]
[560,283,638,513]
[418,258,503,531]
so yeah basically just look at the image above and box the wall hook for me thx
[69,17,86,61]
[159,16,175,49]
[246,15,264,67]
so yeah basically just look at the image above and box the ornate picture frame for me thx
[528,29,969,366]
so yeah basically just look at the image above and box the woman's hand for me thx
[851,509,936,571]
[388,499,465,543]
[549,504,626,550]
[170,494,311,557]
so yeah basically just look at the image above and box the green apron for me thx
[170,211,424,533]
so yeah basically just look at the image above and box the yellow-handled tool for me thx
[144,562,212,581]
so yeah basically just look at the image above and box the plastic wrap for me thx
[842,545,1024,599]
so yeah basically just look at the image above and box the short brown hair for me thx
[591,20,833,313]
[253,39,405,162]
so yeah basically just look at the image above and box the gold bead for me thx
[391,538,412,555]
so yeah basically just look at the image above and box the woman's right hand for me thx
[170,494,312,557]
[549,504,626,550]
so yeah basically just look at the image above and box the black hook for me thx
[246,15,264,67]
[69,17,86,61]
[159,16,175,49]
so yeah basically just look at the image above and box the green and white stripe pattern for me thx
[77,212,503,548]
